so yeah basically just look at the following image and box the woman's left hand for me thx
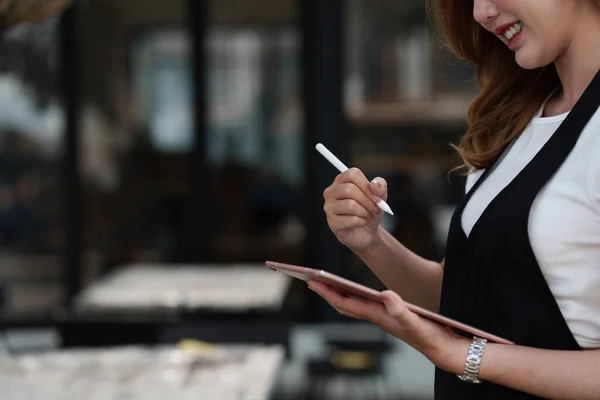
[307,280,470,373]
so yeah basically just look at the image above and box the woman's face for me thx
[471,0,585,69]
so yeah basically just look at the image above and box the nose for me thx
[473,0,499,25]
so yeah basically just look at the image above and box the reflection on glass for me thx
[344,0,477,269]
[130,27,303,186]
[206,27,302,187]
[204,25,304,263]
[0,18,65,318]
[132,30,194,153]
[345,0,477,109]
[81,1,304,267]
[79,0,194,275]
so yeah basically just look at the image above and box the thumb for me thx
[381,290,411,324]
[370,178,388,201]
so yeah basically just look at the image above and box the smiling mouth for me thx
[501,21,524,41]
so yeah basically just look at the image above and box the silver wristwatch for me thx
[457,336,487,384]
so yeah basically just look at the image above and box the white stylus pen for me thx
[316,143,394,216]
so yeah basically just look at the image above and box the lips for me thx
[502,21,523,41]
[493,21,521,36]
[495,21,524,39]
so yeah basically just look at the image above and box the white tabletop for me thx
[0,344,284,400]
[74,264,292,313]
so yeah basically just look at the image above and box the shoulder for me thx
[568,111,600,211]
[580,107,600,201]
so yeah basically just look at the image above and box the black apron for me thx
[435,68,600,399]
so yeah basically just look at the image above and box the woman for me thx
[311,1,600,398]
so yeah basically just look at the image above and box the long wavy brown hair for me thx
[427,0,563,171]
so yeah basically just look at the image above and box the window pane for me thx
[79,0,191,274]
[345,0,477,107]
[207,1,304,263]
[0,18,65,319]
[131,29,194,153]
[345,0,476,270]
[78,0,304,274]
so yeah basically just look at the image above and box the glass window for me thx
[0,17,65,319]
[345,0,477,108]
[205,5,304,264]
[78,0,304,275]
[344,0,477,267]
[78,0,191,273]
[131,29,194,153]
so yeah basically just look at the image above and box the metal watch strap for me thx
[457,336,487,384]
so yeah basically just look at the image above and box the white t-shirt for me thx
[462,103,600,349]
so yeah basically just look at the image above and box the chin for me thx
[514,51,554,70]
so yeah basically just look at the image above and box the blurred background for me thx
[0,0,477,399]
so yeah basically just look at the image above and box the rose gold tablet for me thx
[266,260,515,345]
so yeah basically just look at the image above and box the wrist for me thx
[456,337,488,384]
[355,226,385,258]
[429,334,472,374]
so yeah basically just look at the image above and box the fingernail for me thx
[308,286,315,292]
[371,179,381,188]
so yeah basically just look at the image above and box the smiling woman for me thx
[317,0,600,399]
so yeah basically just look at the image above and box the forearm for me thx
[446,342,600,399]
[355,226,443,312]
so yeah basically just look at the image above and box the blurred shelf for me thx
[347,96,473,127]
[99,0,296,26]
[353,155,458,174]
[212,234,304,262]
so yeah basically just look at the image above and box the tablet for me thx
[266,260,515,345]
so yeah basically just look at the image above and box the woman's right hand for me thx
[323,167,388,253]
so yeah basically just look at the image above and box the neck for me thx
[553,4,600,107]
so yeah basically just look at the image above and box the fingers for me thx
[369,177,388,202]
[322,169,389,233]
[308,280,388,324]
[334,307,363,320]
[331,199,374,219]
[323,180,381,233]
[380,290,419,328]
[327,215,368,232]
[324,181,381,216]
[310,282,450,358]
[334,168,384,206]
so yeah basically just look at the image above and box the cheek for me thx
[515,37,559,69]
[492,0,515,9]
[521,22,567,64]
[535,23,571,59]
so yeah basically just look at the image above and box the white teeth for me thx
[503,22,523,41]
